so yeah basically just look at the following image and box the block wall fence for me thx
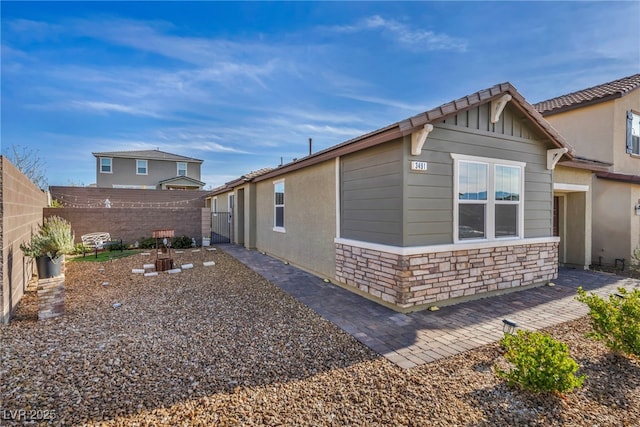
[336,240,559,311]
[43,207,212,246]
[1,156,49,324]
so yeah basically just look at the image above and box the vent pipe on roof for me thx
[309,138,313,156]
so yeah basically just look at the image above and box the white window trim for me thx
[451,153,525,243]
[212,196,218,216]
[177,162,187,176]
[629,110,640,156]
[100,157,112,174]
[136,159,148,175]
[273,178,286,233]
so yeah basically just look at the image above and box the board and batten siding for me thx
[341,139,404,246]
[405,103,555,246]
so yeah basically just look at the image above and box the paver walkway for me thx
[221,245,640,369]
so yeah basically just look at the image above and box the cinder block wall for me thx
[44,207,211,246]
[50,186,210,208]
[47,186,212,245]
[1,156,48,324]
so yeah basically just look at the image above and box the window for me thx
[453,154,525,242]
[274,180,285,231]
[177,162,187,176]
[136,159,148,175]
[100,157,112,173]
[627,111,640,155]
[212,196,218,216]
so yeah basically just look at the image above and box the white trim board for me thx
[553,183,589,192]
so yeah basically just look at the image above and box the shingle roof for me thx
[92,149,203,163]
[533,74,640,115]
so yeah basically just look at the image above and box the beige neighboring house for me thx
[92,149,205,190]
[209,82,574,312]
[534,73,640,269]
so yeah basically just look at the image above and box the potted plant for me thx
[202,235,211,247]
[20,216,75,279]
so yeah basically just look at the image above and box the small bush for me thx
[138,237,156,249]
[72,243,89,255]
[496,330,585,393]
[172,235,193,249]
[576,286,640,356]
[107,240,127,251]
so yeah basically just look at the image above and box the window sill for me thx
[273,227,286,233]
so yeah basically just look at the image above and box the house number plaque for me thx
[410,161,428,172]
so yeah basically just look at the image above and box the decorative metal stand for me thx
[152,229,175,271]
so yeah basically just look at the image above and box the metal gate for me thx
[211,212,232,244]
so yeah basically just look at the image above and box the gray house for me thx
[208,82,575,312]
[92,149,205,190]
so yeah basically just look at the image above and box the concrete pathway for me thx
[220,245,640,369]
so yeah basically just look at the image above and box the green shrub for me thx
[172,235,193,249]
[576,286,640,356]
[496,330,585,393]
[72,242,89,255]
[107,240,127,251]
[139,237,156,249]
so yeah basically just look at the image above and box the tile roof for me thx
[533,74,640,115]
[92,149,203,163]
[596,171,640,185]
[253,81,573,182]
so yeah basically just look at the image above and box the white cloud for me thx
[71,100,163,118]
[327,15,468,52]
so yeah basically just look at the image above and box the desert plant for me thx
[172,235,193,249]
[20,216,75,260]
[576,286,640,356]
[72,242,89,255]
[496,330,585,394]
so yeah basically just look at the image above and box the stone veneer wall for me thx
[336,241,558,310]
[37,276,65,321]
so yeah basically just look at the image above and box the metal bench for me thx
[81,232,123,258]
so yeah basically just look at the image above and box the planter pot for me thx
[36,255,63,279]
[202,238,211,247]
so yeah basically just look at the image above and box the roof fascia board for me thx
[253,126,404,182]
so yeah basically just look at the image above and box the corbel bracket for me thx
[411,124,434,156]
[491,94,512,124]
[547,147,569,170]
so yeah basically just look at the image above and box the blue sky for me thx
[2,1,639,188]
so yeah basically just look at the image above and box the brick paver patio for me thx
[221,245,640,369]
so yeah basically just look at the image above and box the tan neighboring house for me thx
[534,74,640,268]
[92,149,205,190]
[209,82,574,312]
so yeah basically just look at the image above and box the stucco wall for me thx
[592,178,633,265]
[95,157,202,188]
[554,165,593,269]
[255,160,336,279]
[613,88,640,174]
[544,102,615,164]
[1,156,48,324]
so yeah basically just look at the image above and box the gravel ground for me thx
[1,249,639,426]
